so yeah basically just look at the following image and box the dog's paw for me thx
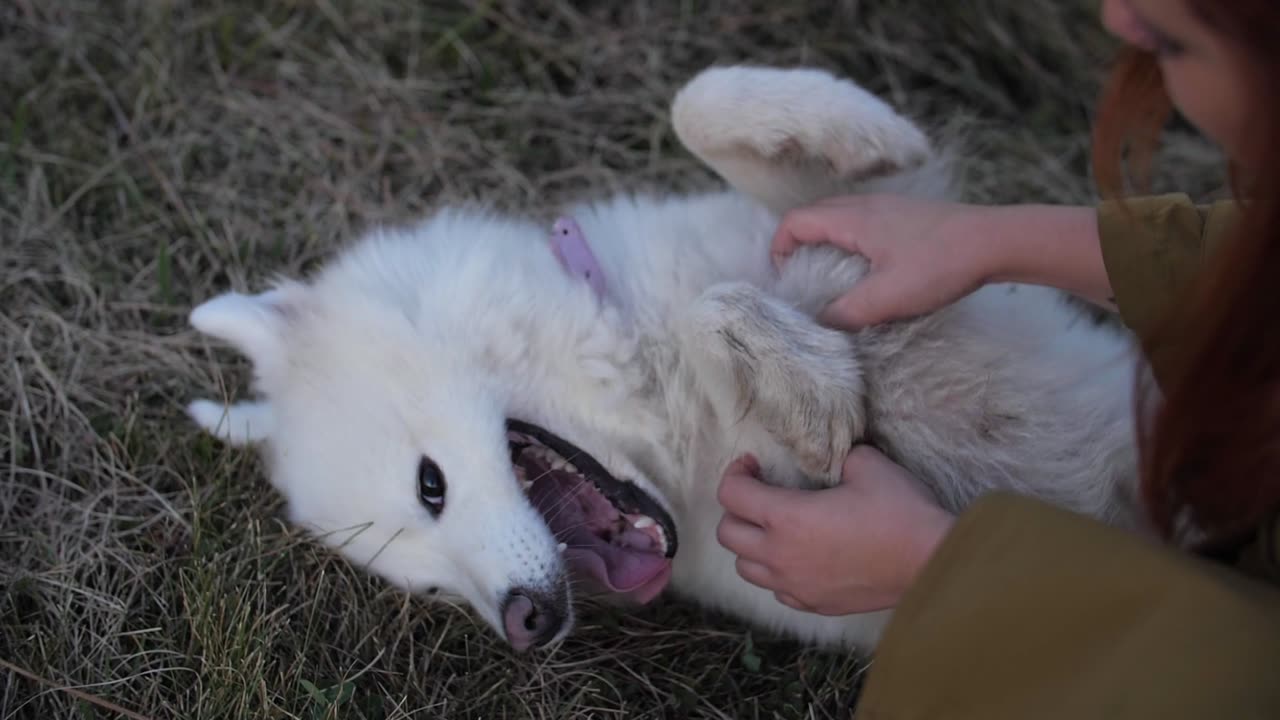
[672,65,931,186]
[690,283,865,484]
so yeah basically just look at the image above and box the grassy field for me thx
[1,2,1228,719]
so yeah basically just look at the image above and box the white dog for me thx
[187,65,1142,653]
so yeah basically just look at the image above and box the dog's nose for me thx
[501,587,567,651]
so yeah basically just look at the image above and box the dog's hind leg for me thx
[684,282,865,485]
[671,65,948,215]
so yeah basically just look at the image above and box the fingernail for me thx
[818,304,859,331]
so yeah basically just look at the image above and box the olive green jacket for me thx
[854,194,1280,720]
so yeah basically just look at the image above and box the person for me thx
[715,0,1280,716]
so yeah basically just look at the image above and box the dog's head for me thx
[186,214,677,652]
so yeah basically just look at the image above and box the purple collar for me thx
[549,216,606,300]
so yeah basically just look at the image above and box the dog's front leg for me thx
[685,282,866,485]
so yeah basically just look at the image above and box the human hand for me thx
[771,194,999,329]
[716,446,955,615]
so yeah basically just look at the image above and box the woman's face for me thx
[1102,0,1252,157]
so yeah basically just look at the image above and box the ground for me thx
[0,2,1228,719]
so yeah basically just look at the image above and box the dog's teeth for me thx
[632,516,655,529]
[562,462,577,474]
[551,457,567,471]
[557,542,567,553]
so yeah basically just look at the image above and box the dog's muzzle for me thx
[501,584,570,652]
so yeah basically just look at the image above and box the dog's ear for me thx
[188,287,297,446]
[187,399,274,445]
[190,287,298,370]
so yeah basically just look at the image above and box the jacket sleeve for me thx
[854,195,1280,720]
[1096,192,1239,387]
[854,494,1280,720]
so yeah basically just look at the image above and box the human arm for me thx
[848,193,1268,718]
[853,493,1280,720]
[772,192,1240,365]
[717,445,1280,718]
[770,194,1116,329]
[724,193,1275,717]
[731,193,1245,613]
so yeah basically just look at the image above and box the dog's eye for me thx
[417,456,446,516]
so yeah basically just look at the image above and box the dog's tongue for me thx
[562,542,671,604]
[528,472,671,604]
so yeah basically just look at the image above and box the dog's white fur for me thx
[187,65,1143,652]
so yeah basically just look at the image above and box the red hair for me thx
[1092,2,1280,546]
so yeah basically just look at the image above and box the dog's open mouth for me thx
[506,419,677,604]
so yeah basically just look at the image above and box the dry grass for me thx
[1,1,1228,719]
